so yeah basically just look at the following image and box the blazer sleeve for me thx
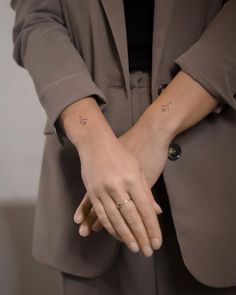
[174,0,236,113]
[10,0,109,146]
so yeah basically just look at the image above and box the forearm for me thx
[139,70,221,143]
[57,97,117,154]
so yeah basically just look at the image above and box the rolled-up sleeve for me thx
[174,0,236,114]
[10,0,108,145]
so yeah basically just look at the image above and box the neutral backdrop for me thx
[0,1,62,294]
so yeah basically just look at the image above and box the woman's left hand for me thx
[74,120,172,237]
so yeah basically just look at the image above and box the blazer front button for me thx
[168,143,181,161]
[158,84,168,95]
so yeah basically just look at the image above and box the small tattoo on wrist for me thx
[79,115,87,125]
[161,101,172,112]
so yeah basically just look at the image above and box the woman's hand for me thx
[74,191,162,240]
[74,121,171,244]
[118,122,171,187]
[76,131,163,256]
[59,96,163,256]
[74,69,221,244]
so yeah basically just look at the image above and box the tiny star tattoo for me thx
[161,101,172,112]
[79,115,87,125]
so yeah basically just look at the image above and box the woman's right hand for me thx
[77,135,162,256]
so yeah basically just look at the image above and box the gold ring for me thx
[115,198,132,210]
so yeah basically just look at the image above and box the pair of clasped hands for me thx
[74,113,171,258]
[61,88,176,258]
[59,71,219,258]
[60,94,173,258]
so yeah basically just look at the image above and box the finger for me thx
[79,207,122,241]
[141,175,163,249]
[98,192,141,254]
[74,193,92,224]
[141,174,163,215]
[89,196,162,232]
[91,218,104,232]
[90,200,161,234]
[78,206,97,236]
[87,195,123,242]
[78,207,123,241]
[88,196,161,241]
[128,176,162,251]
[153,202,163,215]
[100,191,156,255]
[111,190,155,257]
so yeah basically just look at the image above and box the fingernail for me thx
[91,224,98,231]
[129,242,139,252]
[158,206,163,214]
[74,214,82,223]
[151,238,161,249]
[79,224,88,236]
[142,245,153,257]
[155,203,163,214]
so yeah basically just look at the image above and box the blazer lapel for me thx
[100,0,130,95]
[100,0,176,101]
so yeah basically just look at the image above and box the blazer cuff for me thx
[174,47,236,112]
[39,73,108,146]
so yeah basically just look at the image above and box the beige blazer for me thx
[11,0,236,288]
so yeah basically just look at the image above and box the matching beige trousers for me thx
[60,70,236,295]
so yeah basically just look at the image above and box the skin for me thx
[58,70,221,257]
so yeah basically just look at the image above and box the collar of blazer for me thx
[100,0,176,100]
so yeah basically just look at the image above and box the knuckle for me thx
[123,173,138,186]
[86,188,97,199]
[88,182,106,196]
[104,178,121,192]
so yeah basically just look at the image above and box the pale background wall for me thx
[0,1,62,294]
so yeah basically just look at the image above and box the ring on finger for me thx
[115,198,132,210]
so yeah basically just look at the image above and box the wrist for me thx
[74,125,117,156]
[58,96,117,153]
[139,70,220,143]
[138,102,181,146]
